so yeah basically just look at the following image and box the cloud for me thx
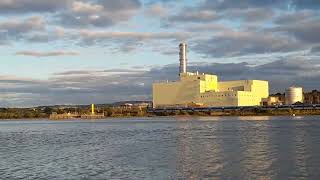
[78,30,189,40]
[223,8,274,22]
[0,75,42,85]
[21,26,68,44]
[146,57,320,93]
[77,30,190,52]
[151,0,320,58]
[273,19,320,44]
[185,23,230,32]
[2,55,320,107]
[98,0,141,11]
[0,0,142,28]
[15,50,80,57]
[274,10,316,25]
[161,2,319,58]
[171,8,273,24]
[56,0,141,27]
[71,1,104,14]
[168,10,218,23]
[311,46,320,53]
[1,1,320,107]
[202,0,320,11]
[145,4,168,17]
[289,0,320,10]
[56,13,114,27]
[54,69,146,76]
[0,14,67,43]
[0,0,72,14]
[0,16,45,37]
[0,0,317,58]
[192,30,302,57]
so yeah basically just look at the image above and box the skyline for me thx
[0,0,320,106]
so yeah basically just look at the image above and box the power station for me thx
[152,43,270,108]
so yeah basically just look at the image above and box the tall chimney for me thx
[179,43,187,74]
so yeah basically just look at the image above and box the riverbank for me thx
[151,108,320,117]
[1,107,320,120]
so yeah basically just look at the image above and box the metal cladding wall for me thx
[152,78,200,108]
[285,87,303,105]
[198,80,269,107]
[152,73,269,108]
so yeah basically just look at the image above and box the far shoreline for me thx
[1,113,320,121]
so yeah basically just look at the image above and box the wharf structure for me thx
[49,112,80,120]
[152,43,269,108]
[80,104,105,119]
[49,104,104,120]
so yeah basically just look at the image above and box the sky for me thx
[0,0,320,107]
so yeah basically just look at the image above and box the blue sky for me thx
[0,0,320,106]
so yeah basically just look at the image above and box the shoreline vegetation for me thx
[1,106,320,120]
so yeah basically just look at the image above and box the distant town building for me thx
[117,102,151,109]
[262,96,284,106]
[120,103,134,109]
[304,90,320,104]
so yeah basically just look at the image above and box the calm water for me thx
[1,116,320,179]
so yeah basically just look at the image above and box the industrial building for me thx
[152,43,269,108]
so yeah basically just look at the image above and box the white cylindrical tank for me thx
[285,87,303,105]
[179,43,187,74]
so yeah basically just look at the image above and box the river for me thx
[1,116,320,179]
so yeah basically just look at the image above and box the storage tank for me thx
[179,43,187,74]
[285,87,303,105]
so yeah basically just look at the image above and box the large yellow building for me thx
[152,43,269,108]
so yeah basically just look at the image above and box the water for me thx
[1,116,320,179]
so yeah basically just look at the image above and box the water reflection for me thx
[292,116,305,120]
[238,120,276,179]
[293,121,308,178]
[181,116,272,121]
[174,117,278,179]
[175,120,224,179]
[175,116,195,121]
[237,116,271,121]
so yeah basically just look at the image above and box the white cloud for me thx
[71,1,104,14]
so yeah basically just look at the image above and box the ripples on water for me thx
[1,116,320,179]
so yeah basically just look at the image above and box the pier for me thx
[49,112,80,120]
[49,104,105,120]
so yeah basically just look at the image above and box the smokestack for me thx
[179,43,187,74]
